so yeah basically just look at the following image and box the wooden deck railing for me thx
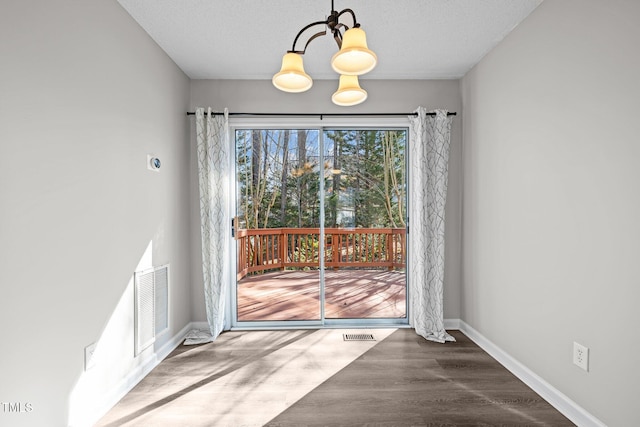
[236,227,406,281]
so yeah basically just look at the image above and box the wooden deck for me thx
[237,269,406,321]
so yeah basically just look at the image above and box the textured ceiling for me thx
[117,0,542,80]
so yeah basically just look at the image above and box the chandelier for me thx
[272,1,377,106]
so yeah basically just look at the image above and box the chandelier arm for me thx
[290,19,329,53]
[298,30,330,55]
[331,23,346,48]
[335,8,359,29]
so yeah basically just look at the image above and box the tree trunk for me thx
[296,130,307,227]
[331,134,340,227]
[280,130,290,225]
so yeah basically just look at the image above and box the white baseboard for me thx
[77,322,197,427]
[190,321,210,331]
[448,319,606,427]
[444,318,460,330]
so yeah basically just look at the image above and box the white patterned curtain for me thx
[196,107,230,341]
[408,107,455,343]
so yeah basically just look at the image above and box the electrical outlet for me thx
[85,342,97,371]
[573,342,589,371]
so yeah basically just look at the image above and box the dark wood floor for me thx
[266,330,574,427]
[237,269,406,321]
[96,329,574,427]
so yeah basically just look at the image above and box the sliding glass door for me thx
[323,130,407,320]
[233,126,407,326]
[235,129,322,322]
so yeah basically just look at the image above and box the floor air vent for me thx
[343,333,376,341]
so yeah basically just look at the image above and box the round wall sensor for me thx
[147,154,161,172]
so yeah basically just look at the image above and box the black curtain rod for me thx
[186,111,456,117]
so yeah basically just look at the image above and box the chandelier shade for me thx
[272,0,376,106]
[272,53,313,93]
[331,75,367,106]
[331,27,377,75]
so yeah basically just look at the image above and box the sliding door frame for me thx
[228,116,411,330]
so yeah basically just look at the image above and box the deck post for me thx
[332,232,340,270]
[387,232,393,271]
[279,230,286,271]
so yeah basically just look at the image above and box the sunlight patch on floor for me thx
[104,328,396,427]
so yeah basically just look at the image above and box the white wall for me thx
[188,79,463,324]
[461,0,640,425]
[0,1,191,426]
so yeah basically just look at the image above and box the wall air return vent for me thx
[134,264,169,356]
[154,265,169,336]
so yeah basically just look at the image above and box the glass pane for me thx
[235,129,321,321]
[323,129,407,319]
